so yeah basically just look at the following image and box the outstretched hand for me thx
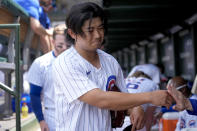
[167,84,192,111]
[129,106,145,131]
[150,90,173,109]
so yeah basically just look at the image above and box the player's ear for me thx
[67,28,77,40]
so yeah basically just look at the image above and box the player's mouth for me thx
[93,39,103,45]
[57,45,63,49]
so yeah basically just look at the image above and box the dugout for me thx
[103,0,197,81]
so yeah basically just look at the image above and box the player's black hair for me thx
[65,2,107,44]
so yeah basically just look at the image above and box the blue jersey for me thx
[14,0,40,20]
[39,7,51,28]
[13,0,50,28]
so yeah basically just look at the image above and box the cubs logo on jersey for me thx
[189,120,196,127]
[106,75,116,91]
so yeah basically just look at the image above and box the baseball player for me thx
[52,2,173,131]
[167,78,197,115]
[166,76,197,131]
[28,24,70,131]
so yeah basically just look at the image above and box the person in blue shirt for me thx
[167,79,197,116]
[13,0,54,53]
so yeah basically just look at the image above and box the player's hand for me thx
[46,28,54,36]
[167,84,193,111]
[150,90,173,109]
[129,106,145,131]
[40,120,49,131]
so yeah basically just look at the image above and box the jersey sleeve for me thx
[28,59,43,87]
[187,99,197,115]
[30,83,44,122]
[28,6,40,20]
[52,60,99,103]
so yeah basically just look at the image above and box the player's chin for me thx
[93,42,102,49]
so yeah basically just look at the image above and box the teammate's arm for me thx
[79,88,172,110]
[30,83,44,121]
[30,83,49,131]
[128,106,145,130]
[186,99,197,115]
[30,17,53,36]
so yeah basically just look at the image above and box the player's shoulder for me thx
[97,49,117,62]
[53,47,78,67]
[34,51,53,64]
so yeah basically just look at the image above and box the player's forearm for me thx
[185,99,193,111]
[30,94,44,121]
[100,91,152,110]
[30,83,44,122]
[79,89,152,110]
[30,17,50,36]
[186,99,197,115]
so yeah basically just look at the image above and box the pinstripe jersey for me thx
[28,51,56,130]
[52,46,127,131]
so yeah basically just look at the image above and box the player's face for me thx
[54,34,68,56]
[75,17,104,52]
[40,0,53,12]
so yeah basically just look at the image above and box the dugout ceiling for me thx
[102,0,197,53]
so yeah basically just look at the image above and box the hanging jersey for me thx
[128,64,161,84]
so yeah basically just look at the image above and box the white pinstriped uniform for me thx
[28,51,56,131]
[175,95,197,131]
[52,46,127,131]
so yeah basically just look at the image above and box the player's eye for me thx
[87,29,93,33]
[98,26,104,30]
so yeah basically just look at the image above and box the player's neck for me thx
[53,50,58,57]
[75,47,100,69]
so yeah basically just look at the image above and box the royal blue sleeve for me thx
[161,104,178,113]
[187,99,197,115]
[30,83,44,122]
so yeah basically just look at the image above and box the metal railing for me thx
[0,24,21,131]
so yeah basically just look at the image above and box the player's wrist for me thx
[127,108,133,115]
[185,99,193,111]
[39,120,45,124]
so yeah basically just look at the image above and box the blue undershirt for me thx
[30,83,44,122]
[187,99,197,115]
